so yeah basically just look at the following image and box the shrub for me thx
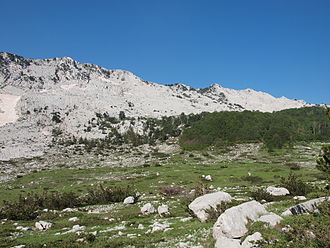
[160,186,183,196]
[205,200,242,221]
[250,188,275,202]
[280,173,311,196]
[241,175,263,184]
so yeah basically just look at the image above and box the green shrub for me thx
[241,175,263,184]
[250,188,275,202]
[280,173,311,196]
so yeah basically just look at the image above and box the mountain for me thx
[0,52,309,160]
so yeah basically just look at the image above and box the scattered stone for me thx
[180,217,193,222]
[68,217,79,222]
[281,196,329,216]
[281,225,293,232]
[16,226,31,231]
[123,196,135,204]
[35,221,52,231]
[293,196,307,201]
[257,213,283,227]
[158,205,170,217]
[213,200,268,239]
[151,222,170,233]
[189,191,232,222]
[138,224,145,229]
[76,238,85,242]
[205,175,212,181]
[141,203,156,215]
[266,186,290,196]
[62,208,77,213]
[11,245,26,248]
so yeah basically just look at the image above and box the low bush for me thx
[250,188,275,202]
[160,186,183,196]
[280,173,312,196]
[241,175,263,184]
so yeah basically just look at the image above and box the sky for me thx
[1,0,329,104]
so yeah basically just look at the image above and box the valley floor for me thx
[0,142,329,247]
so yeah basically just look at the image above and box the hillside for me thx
[0,52,310,160]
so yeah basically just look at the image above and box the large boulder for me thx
[266,186,289,196]
[213,200,268,239]
[188,191,232,222]
[282,196,329,216]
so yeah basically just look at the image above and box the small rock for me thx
[69,217,79,222]
[266,186,290,196]
[257,213,283,227]
[157,205,170,217]
[11,245,26,248]
[138,224,145,229]
[35,221,52,231]
[205,175,212,181]
[141,203,156,215]
[123,196,135,204]
[293,196,307,201]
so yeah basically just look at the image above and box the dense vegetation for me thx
[179,107,330,150]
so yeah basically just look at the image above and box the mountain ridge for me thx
[0,52,311,160]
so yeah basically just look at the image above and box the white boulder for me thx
[123,196,135,204]
[141,203,156,215]
[266,186,290,196]
[215,236,241,248]
[282,196,329,216]
[213,200,268,239]
[157,205,170,217]
[189,191,232,222]
[293,196,307,201]
[35,221,52,231]
[68,217,79,222]
[257,213,282,227]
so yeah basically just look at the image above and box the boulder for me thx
[257,213,282,227]
[123,196,135,204]
[141,203,156,215]
[213,200,268,239]
[35,221,52,231]
[189,191,232,222]
[157,205,170,217]
[241,232,263,248]
[293,196,307,201]
[282,196,329,216]
[266,186,289,196]
[205,175,212,181]
[68,217,79,222]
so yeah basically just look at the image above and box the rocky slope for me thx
[0,52,309,160]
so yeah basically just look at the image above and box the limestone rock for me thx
[157,205,170,217]
[68,217,79,222]
[266,186,289,196]
[257,213,282,227]
[281,196,329,216]
[123,196,135,204]
[215,236,241,248]
[205,175,212,181]
[213,200,268,239]
[189,191,232,222]
[293,196,307,201]
[241,232,263,248]
[35,221,52,231]
[141,203,156,215]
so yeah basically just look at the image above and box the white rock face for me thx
[157,205,170,217]
[0,52,310,160]
[189,191,232,222]
[257,213,283,227]
[123,196,135,204]
[281,196,329,216]
[213,200,268,239]
[35,221,52,231]
[140,203,156,215]
[266,186,290,196]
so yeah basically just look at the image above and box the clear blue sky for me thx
[1,0,329,104]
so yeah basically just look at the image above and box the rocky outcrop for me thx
[213,200,268,239]
[282,196,329,216]
[189,191,232,222]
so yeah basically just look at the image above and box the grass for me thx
[0,142,328,247]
